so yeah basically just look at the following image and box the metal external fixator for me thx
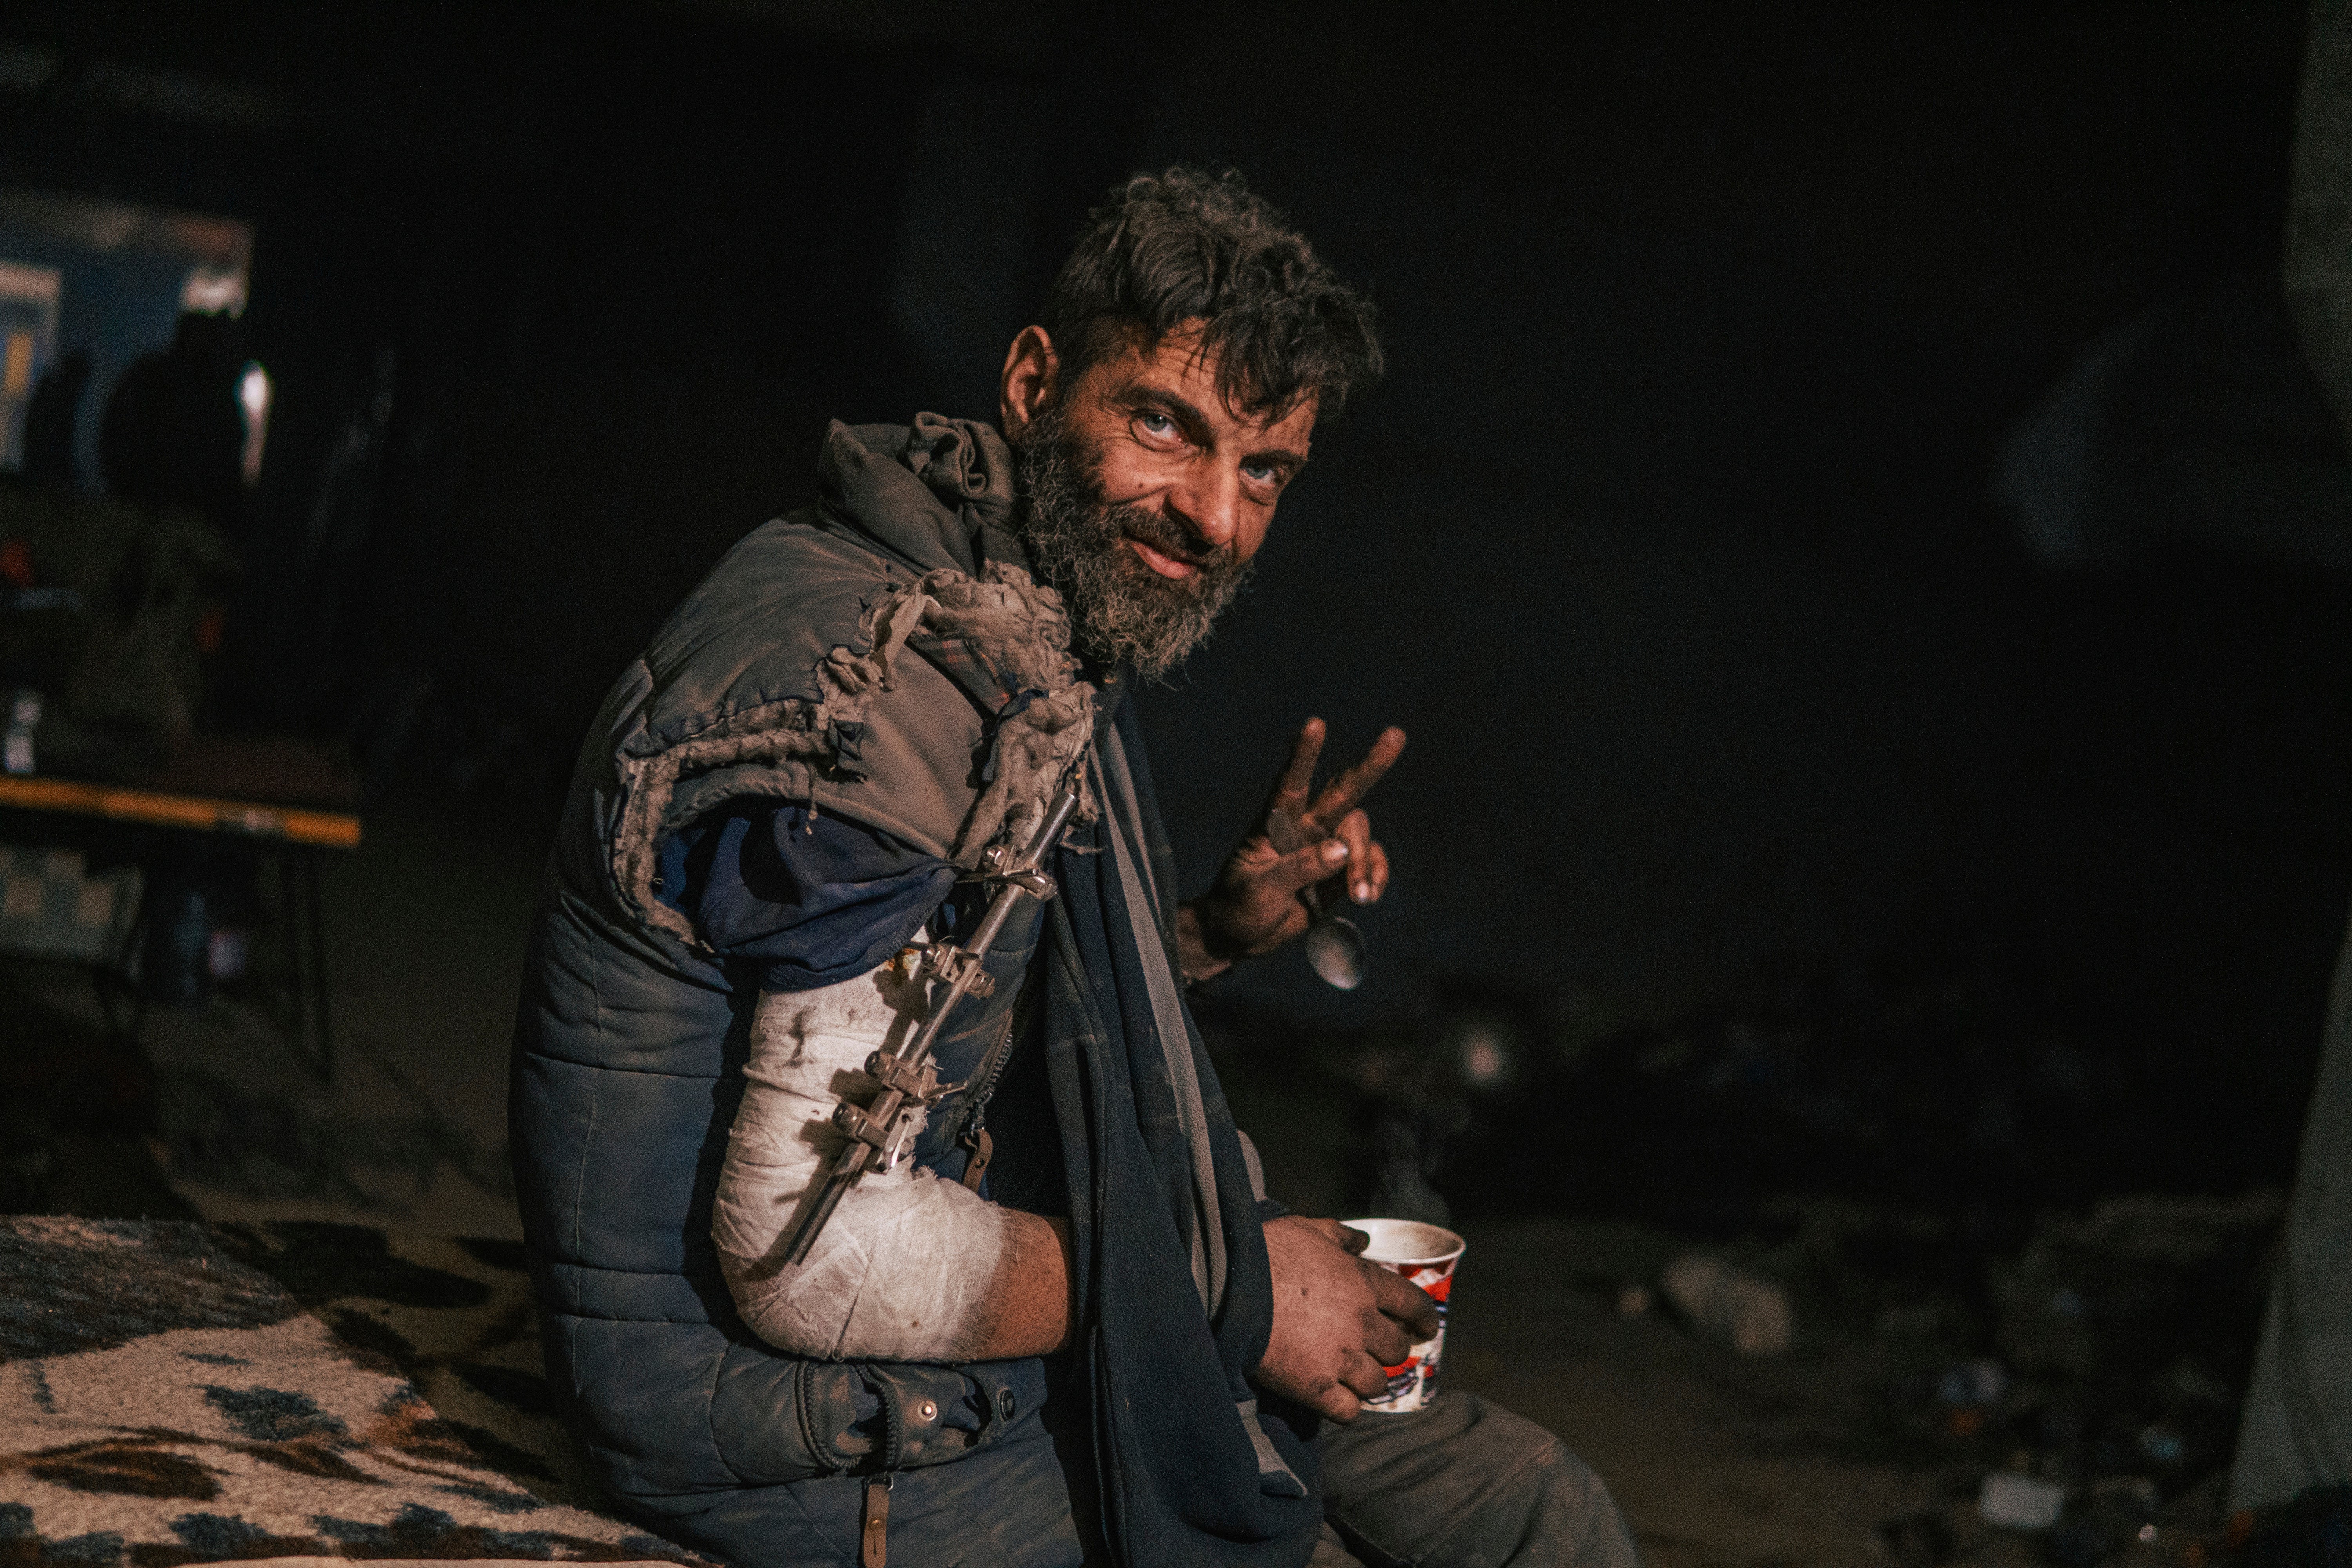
[779,775,1087,1268]
[922,942,996,997]
[833,1096,928,1172]
[977,843,1058,900]
[837,1053,957,1171]
[864,1051,950,1101]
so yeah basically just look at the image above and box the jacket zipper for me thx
[956,981,1036,1190]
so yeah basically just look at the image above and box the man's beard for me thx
[1011,403,1255,684]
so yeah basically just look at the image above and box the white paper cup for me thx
[1343,1218,1465,1414]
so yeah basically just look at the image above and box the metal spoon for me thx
[1265,808,1368,990]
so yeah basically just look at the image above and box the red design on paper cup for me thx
[1343,1219,1465,1414]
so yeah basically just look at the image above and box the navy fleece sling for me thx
[1039,701,1323,1568]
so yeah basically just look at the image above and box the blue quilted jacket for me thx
[508,417,1060,1540]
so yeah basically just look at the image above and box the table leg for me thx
[277,848,334,1081]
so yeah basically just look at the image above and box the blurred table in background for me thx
[0,734,362,1078]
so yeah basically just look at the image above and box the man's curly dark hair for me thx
[1036,166,1384,421]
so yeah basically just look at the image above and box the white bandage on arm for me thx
[710,956,1011,1361]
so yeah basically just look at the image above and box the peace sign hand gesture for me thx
[1176,717,1405,983]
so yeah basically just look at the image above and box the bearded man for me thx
[511,167,1637,1568]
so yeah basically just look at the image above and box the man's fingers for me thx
[1313,1381,1364,1425]
[1337,811,1374,903]
[1364,1311,1413,1368]
[1272,837,1350,897]
[1367,1266,1443,1341]
[1269,717,1327,809]
[1308,726,1407,829]
[1299,1217,1361,1253]
[1365,841,1391,903]
[1338,1350,1390,1402]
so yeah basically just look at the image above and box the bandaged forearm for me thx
[710,959,1009,1361]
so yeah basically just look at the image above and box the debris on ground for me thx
[1980,1471,2067,1531]
[1659,1250,1793,1357]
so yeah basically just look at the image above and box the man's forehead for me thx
[1090,321,1318,446]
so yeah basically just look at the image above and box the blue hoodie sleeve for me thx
[654,800,956,991]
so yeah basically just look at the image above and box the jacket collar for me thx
[816,414,1032,581]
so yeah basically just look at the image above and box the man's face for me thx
[1008,322,1317,681]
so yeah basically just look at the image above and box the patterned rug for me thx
[0,1217,707,1565]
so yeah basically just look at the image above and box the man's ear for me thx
[999,325,1059,441]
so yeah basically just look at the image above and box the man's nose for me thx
[1165,463,1243,553]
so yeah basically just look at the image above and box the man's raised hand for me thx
[1176,718,1405,982]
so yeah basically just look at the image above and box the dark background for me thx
[5,0,2344,1210]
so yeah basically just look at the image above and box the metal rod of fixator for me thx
[780,784,1082,1267]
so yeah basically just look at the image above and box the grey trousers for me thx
[1310,1392,1641,1568]
[671,1388,1635,1566]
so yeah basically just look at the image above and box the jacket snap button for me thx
[915,1398,938,1424]
[996,1388,1016,1421]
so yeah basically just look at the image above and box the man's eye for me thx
[1243,461,1281,485]
[1136,411,1178,437]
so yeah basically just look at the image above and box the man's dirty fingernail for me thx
[1324,842,1348,862]
[1355,882,1372,900]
